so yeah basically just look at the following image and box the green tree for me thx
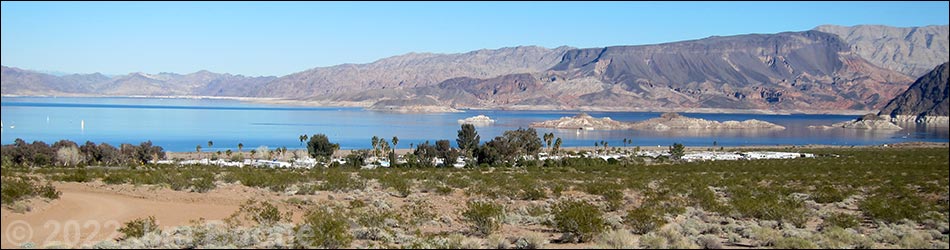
[371,136,380,158]
[238,143,244,153]
[208,140,213,149]
[457,124,480,160]
[553,137,563,156]
[308,134,339,160]
[435,139,459,167]
[299,134,309,146]
[669,143,685,161]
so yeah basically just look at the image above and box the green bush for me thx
[860,185,931,223]
[812,185,850,204]
[295,206,353,249]
[625,206,666,234]
[118,216,160,239]
[551,200,606,243]
[774,237,818,249]
[822,212,860,230]
[1,177,61,205]
[1,177,35,204]
[461,200,505,236]
[232,199,287,226]
[37,182,60,200]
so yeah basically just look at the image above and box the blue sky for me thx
[2,1,947,76]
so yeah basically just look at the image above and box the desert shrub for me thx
[403,199,437,226]
[812,185,850,203]
[37,182,60,200]
[521,185,547,201]
[118,216,160,240]
[513,232,547,249]
[102,173,129,185]
[860,185,931,223]
[602,189,625,211]
[461,200,505,236]
[749,226,781,247]
[230,199,289,226]
[822,212,861,230]
[551,200,606,243]
[295,206,353,249]
[696,235,723,249]
[1,177,35,205]
[354,208,402,228]
[1,177,60,205]
[774,236,818,249]
[639,233,667,249]
[54,168,91,182]
[596,229,637,249]
[378,174,411,197]
[319,170,365,192]
[730,187,808,227]
[625,206,666,234]
[817,226,874,249]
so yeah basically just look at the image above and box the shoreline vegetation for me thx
[1,94,878,115]
[2,123,948,249]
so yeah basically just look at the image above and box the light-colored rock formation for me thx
[629,113,786,130]
[458,115,496,126]
[808,114,903,130]
[529,113,630,130]
[365,97,462,113]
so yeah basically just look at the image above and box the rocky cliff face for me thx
[809,113,903,130]
[815,25,949,78]
[402,30,918,113]
[877,62,949,124]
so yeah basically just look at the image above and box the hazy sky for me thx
[2,1,948,76]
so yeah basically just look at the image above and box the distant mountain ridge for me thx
[815,24,949,78]
[3,24,947,114]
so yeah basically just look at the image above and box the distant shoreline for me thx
[2,94,873,115]
[164,142,949,160]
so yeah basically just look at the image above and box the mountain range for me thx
[3,24,948,115]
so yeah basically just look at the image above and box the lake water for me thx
[1,97,947,152]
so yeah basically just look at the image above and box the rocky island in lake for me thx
[458,115,495,126]
[629,112,786,130]
[365,96,461,113]
[529,113,630,130]
[808,113,903,130]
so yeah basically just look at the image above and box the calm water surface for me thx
[1,97,946,152]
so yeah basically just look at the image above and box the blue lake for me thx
[1,97,947,152]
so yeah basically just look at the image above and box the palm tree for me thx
[208,140,213,149]
[299,134,308,146]
[250,149,257,160]
[553,137,562,156]
[196,145,202,159]
[392,136,399,157]
[226,149,233,158]
[543,133,554,153]
[238,143,244,153]
[372,135,379,157]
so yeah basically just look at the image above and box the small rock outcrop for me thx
[629,113,786,130]
[808,113,903,130]
[529,113,630,130]
[458,115,495,126]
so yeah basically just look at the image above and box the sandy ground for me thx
[0,182,249,248]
